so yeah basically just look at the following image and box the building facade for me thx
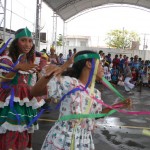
[64,35,90,47]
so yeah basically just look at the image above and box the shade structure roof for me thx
[43,0,150,21]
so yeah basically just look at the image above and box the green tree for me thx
[56,34,63,46]
[105,29,140,49]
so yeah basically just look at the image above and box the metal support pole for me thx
[52,12,55,46]
[143,34,146,61]
[3,0,7,41]
[55,15,57,49]
[62,21,65,56]
[143,34,146,51]
[52,12,58,49]
[35,0,40,51]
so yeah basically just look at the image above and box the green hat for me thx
[15,27,32,39]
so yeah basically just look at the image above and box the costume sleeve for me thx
[47,76,72,99]
[0,56,13,76]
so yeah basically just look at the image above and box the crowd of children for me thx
[99,51,150,93]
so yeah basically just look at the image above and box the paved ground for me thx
[32,83,150,150]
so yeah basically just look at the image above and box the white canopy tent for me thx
[43,0,150,21]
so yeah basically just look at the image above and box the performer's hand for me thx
[68,54,75,64]
[122,98,132,109]
[15,63,39,72]
[112,98,132,110]
[44,64,63,78]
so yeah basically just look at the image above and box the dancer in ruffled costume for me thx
[0,27,45,150]
[31,50,131,150]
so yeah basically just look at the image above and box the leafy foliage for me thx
[105,29,140,49]
[57,34,63,46]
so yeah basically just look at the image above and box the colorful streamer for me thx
[70,59,99,149]
[0,38,12,54]
[101,77,125,100]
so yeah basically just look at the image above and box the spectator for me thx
[67,49,73,60]
[119,55,126,72]
[99,50,103,61]
[58,53,64,65]
[103,62,111,81]
[124,61,135,93]
[131,67,138,85]
[105,53,112,65]
[119,54,123,61]
[117,73,124,86]
[73,48,77,54]
[110,66,119,84]
[129,57,134,68]
[49,47,59,64]
[112,54,120,69]
[141,66,149,87]
[133,55,140,70]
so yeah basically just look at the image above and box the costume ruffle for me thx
[0,84,45,109]
[0,102,40,133]
[0,122,39,133]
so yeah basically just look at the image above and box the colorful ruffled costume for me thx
[0,55,45,150]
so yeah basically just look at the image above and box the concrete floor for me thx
[32,84,150,150]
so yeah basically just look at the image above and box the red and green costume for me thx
[0,56,45,150]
